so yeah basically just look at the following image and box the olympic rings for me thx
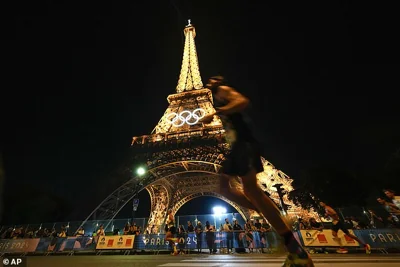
[166,108,206,127]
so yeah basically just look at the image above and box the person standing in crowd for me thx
[177,225,186,255]
[244,219,255,253]
[194,221,203,253]
[296,218,307,230]
[123,223,130,235]
[223,218,234,254]
[130,222,137,234]
[309,218,323,231]
[259,220,272,253]
[187,221,194,232]
[75,227,85,237]
[232,220,243,249]
[205,221,216,254]
[376,197,400,227]
[384,189,400,209]
[254,218,262,230]
[96,225,105,236]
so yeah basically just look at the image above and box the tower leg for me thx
[146,184,170,234]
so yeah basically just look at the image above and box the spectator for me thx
[377,197,400,227]
[194,221,203,253]
[232,219,243,249]
[205,221,216,254]
[384,189,400,209]
[76,227,85,237]
[309,218,323,231]
[223,218,234,254]
[96,225,105,236]
[123,223,130,235]
[187,221,194,232]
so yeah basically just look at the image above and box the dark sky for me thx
[1,1,399,224]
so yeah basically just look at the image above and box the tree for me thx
[288,165,369,212]
[288,188,324,215]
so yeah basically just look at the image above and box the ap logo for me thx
[2,257,24,266]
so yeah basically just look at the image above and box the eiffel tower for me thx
[80,21,316,233]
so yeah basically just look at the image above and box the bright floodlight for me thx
[212,206,227,215]
[136,167,146,176]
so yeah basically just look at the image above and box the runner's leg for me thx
[240,169,307,254]
[219,174,258,211]
[240,169,313,266]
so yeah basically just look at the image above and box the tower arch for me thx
[171,192,250,222]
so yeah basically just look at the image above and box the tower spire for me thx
[176,20,203,93]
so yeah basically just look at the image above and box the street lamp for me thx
[212,206,227,215]
[136,167,146,176]
[272,183,288,215]
[212,206,227,228]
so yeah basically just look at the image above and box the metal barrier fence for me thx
[1,204,399,248]
[0,213,247,237]
[1,229,400,256]
[2,205,395,237]
[0,231,284,255]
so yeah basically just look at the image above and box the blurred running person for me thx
[165,209,178,255]
[202,76,314,266]
[320,202,370,254]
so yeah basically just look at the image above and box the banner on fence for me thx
[0,238,40,253]
[139,233,191,250]
[137,232,265,250]
[36,236,92,252]
[65,236,97,251]
[35,237,65,252]
[353,229,400,249]
[299,230,359,247]
[96,235,135,250]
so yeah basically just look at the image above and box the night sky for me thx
[1,1,399,225]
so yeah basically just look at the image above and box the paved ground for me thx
[4,254,400,267]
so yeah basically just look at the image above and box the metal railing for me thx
[0,213,246,238]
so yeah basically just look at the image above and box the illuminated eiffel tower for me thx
[81,21,317,233]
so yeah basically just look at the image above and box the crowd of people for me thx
[0,225,69,239]
[162,209,274,255]
[293,189,400,231]
[1,189,398,243]
[291,189,400,254]
[1,188,399,261]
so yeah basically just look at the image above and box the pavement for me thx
[5,253,400,267]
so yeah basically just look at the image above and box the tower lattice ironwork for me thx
[80,22,317,233]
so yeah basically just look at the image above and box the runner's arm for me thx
[215,86,249,115]
[325,206,337,216]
